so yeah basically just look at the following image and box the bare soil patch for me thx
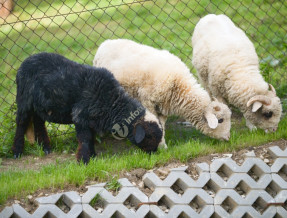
[0,153,75,172]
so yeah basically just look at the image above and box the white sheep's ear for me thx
[205,112,218,129]
[251,101,263,112]
[135,124,145,143]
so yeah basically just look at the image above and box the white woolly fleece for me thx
[94,39,231,141]
[192,14,282,131]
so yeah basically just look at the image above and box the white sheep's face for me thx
[203,101,232,141]
[245,92,282,132]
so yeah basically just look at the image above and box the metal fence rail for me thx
[0,0,286,154]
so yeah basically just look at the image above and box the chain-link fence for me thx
[0,0,286,154]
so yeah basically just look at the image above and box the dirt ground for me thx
[1,139,286,213]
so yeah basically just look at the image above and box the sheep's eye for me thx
[263,111,273,118]
[218,118,224,123]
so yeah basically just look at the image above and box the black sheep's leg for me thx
[75,125,94,164]
[33,113,51,155]
[12,111,32,158]
[89,131,96,158]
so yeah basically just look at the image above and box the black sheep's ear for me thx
[135,124,145,144]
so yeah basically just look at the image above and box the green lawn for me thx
[0,0,287,205]
[1,115,287,205]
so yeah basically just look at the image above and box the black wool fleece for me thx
[13,52,162,164]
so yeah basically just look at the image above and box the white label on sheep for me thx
[111,107,144,140]
[111,123,128,140]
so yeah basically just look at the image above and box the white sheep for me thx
[93,39,231,147]
[192,14,282,132]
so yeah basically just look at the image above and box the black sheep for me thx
[12,52,163,163]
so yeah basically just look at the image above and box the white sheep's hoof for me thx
[158,143,168,149]
[248,126,257,131]
[246,120,257,131]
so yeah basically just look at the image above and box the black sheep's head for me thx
[131,112,163,153]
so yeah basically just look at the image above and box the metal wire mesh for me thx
[0,0,286,151]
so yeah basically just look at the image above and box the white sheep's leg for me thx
[213,95,227,104]
[246,119,257,131]
[158,115,167,149]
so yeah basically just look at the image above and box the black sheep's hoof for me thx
[14,153,22,159]
[78,156,90,165]
[76,156,90,165]
[83,158,90,165]
[91,152,97,158]
[44,149,51,155]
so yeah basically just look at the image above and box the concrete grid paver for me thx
[1,145,287,218]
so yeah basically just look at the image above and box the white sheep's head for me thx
[201,101,232,141]
[245,84,282,132]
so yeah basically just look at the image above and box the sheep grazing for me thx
[93,39,232,146]
[12,52,163,164]
[192,14,282,132]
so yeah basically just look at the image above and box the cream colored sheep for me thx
[93,39,232,147]
[192,14,282,132]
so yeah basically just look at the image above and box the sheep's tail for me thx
[25,118,35,144]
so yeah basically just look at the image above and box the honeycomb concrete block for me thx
[149,187,183,205]
[214,190,275,205]
[170,165,188,172]
[31,204,82,218]
[143,172,163,188]
[83,187,147,204]
[36,191,82,206]
[144,169,210,189]
[113,186,148,203]
[0,206,13,218]
[94,204,149,218]
[210,173,272,189]
[244,151,256,158]
[36,193,62,205]
[81,204,102,218]
[271,174,287,189]
[182,188,213,205]
[87,182,106,188]
[149,205,166,217]
[163,171,210,188]
[149,187,213,207]
[268,146,287,158]
[118,178,135,187]
[215,205,276,218]
[167,205,214,218]
[274,190,287,203]
[236,206,276,218]
[196,162,210,173]
[64,191,82,204]
[211,157,271,174]
[276,207,287,218]
[210,158,240,173]
[12,204,31,218]
[82,187,145,205]
[81,187,107,204]
[271,158,287,173]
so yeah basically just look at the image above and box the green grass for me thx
[0,0,287,205]
[0,115,287,204]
